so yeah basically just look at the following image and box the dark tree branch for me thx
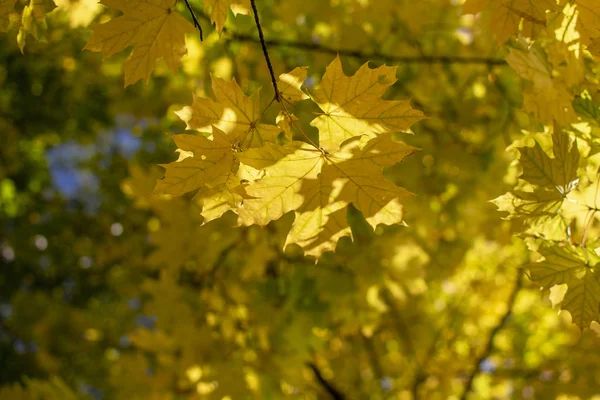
[306,362,346,400]
[249,0,280,101]
[361,333,385,380]
[459,273,523,400]
[229,33,507,66]
[183,0,203,41]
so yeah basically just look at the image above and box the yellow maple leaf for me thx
[238,133,417,257]
[310,56,424,153]
[84,0,196,86]
[492,125,579,240]
[0,0,16,31]
[237,142,324,225]
[463,0,558,43]
[154,128,238,197]
[518,123,579,193]
[154,127,262,223]
[506,44,576,124]
[203,0,249,34]
[156,58,422,257]
[278,66,309,103]
[175,75,280,147]
[526,243,600,330]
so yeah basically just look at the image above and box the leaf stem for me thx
[250,0,281,102]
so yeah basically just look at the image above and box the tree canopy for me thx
[1,0,600,399]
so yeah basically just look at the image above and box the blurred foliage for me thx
[1,1,600,400]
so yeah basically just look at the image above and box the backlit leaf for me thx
[462,0,558,43]
[310,56,424,153]
[527,243,600,330]
[84,0,196,86]
[175,75,280,147]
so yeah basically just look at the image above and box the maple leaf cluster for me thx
[154,57,424,257]
[4,0,600,332]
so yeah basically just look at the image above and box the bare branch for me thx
[183,0,203,41]
[249,0,280,101]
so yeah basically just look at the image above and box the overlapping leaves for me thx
[492,124,600,330]
[493,125,579,239]
[462,0,559,44]
[526,243,600,330]
[155,57,424,257]
[0,0,57,51]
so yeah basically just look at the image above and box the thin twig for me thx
[183,0,203,41]
[459,273,523,400]
[229,33,507,66]
[306,362,346,400]
[249,0,280,101]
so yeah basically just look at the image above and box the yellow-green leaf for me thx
[278,67,309,103]
[238,133,416,257]
[506,45,576,124]
[203,0,249,34]
[237,142,323,225]
[518,124,579,194]
[310,56,424,153]
[17,0,57,52]
[462,0,558,43]
[84,0,196,86]
[527,243,600,330]
[154,129,237,196]
[175,76,280,147]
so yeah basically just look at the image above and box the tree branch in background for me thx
[306,362,346,400]
[195,11,505,66]
[459,273,524,400]
[249,0,280,101]
[183,0,203,41]
[229,33,507,66]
